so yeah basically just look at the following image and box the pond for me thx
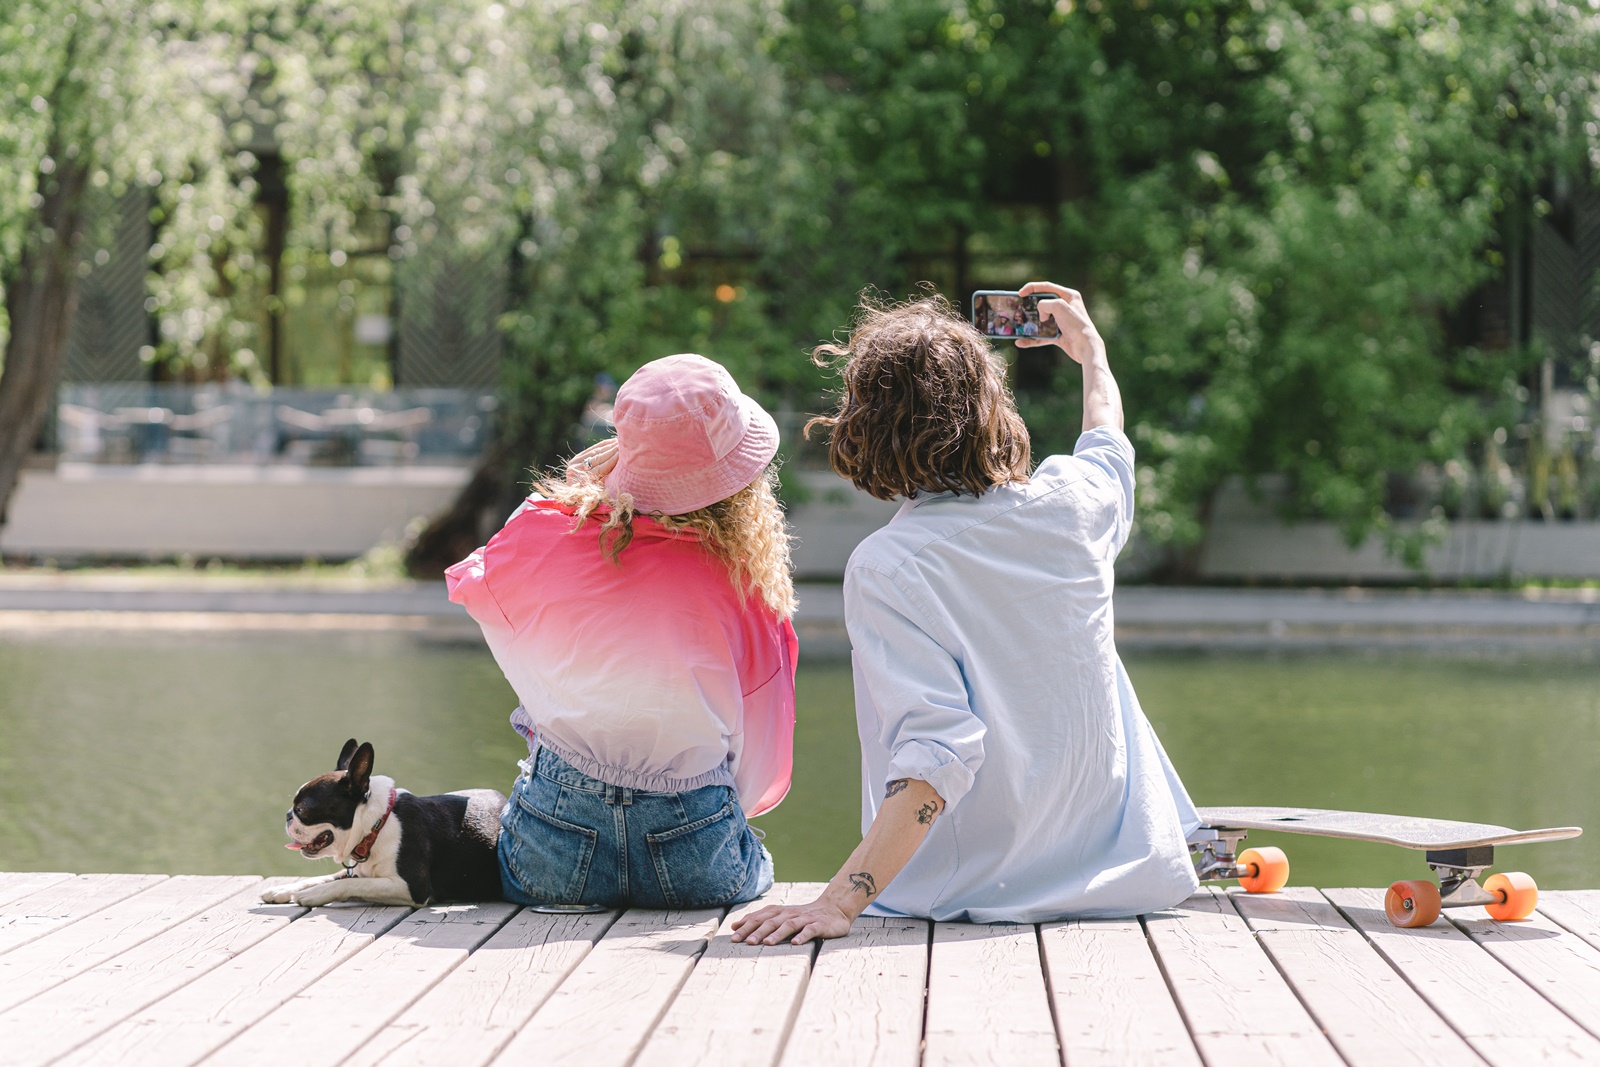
[1,627,1596,893]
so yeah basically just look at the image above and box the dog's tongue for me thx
[285,842,305,850]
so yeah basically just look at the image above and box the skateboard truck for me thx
[1189,826,1248,882]
[1424,847,1498,909]
[1188,827,1290,893]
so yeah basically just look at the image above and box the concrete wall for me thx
[1197,478,1600,582]
[0,463,902,568]
[13,461,1593,582]
[0,463,472,561]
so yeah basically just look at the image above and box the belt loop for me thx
[620,787,633,806]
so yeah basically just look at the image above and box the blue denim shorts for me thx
[498,746,774,909]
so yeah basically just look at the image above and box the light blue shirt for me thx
[846,425,1200,922]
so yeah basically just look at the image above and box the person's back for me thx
[846,432,1198,921]
[732,284,1200,947]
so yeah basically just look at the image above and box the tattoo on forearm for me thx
[847,871,878,897]
[916,800,941,825]
[884,778,909,799]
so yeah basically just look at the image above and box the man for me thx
[732,281,1199,945]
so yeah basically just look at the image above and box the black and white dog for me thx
[261,739,506,907]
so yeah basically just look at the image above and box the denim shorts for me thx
[497,746,774,909]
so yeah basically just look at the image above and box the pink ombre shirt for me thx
[445,498,798,817]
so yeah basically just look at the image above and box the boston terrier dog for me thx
[261,739,506,907]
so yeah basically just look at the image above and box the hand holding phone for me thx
[1015,282,1104,367]
[970,290,1061,341]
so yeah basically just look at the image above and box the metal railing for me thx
[55,383,497,466]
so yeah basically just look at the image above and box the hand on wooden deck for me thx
[730,897,854,946]
[733,777,946,947]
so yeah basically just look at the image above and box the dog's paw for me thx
[260,884,297,905]
[290,881,344,908]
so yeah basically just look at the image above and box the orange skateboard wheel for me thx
[1237,846,1290,893]
[1483,871,1538,921]
[1385,879,1442,927]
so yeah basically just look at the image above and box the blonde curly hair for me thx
[531,463,796,620]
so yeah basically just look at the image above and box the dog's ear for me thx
[345,742,375,799]
[336,739,359,771]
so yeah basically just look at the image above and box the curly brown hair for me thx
[806,292,1031,500]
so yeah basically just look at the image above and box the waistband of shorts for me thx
[513,716,737,795]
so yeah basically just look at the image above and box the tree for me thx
[5,0,1597,578]
[0,0,250,524]
[781,0,1600,568]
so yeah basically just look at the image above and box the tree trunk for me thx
[0,149,90,530]
[404,390,591,578]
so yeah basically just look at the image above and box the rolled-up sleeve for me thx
[845,565,985,812]
[1072,425,1136,553]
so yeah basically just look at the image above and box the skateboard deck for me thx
[1195,806,1582,850]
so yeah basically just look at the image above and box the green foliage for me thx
[3,0,1599,562]
[783,0,1599,559]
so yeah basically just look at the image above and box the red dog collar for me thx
[344,787,398,869]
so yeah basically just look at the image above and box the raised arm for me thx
[1017,281,1121,432]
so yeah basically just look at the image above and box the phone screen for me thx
[970,291,1060,340]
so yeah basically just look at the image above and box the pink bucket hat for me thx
[604,354,779,515]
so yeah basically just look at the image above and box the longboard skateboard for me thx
[1190,806,1583,928]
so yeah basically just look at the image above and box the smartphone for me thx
[970,290,1060,340]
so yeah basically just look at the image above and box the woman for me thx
[733,282,1198,945]
[447,353,797,909]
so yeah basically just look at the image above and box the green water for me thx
[1,629,1596,892]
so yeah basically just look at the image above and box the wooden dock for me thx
[2,873,1599,1066]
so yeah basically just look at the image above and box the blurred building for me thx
[3,144,507,562]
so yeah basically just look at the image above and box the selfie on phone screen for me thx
[971,292,1061,340]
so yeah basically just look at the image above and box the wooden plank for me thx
[488,906,725,1067]
[1327,887,1600,1065]
[1450,906,1600,1041]
[202,901,518,1067]
[1143,887,1344,1066]
[924,921,1058,1067]
[1541,890,1600,953]
[0,875,255,1015]
[778,914,928,1067]
[56,901,410,1067]
[0,873,168,956]
[0,872,71,909]
[0,879,299,1067]
[343,907,617,1067]
[1040,917,1201,1067]
[1230,887,1483,1067]
[635,883,826,1067]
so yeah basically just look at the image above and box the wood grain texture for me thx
[55,901,409,1067]
[1144,887,1344,1067]
[1230,888,1483,1067]
[1040,917,1200,1067]
[778,914,929,1067]
[202,901,518,1067]
[1541,890,1600,953]
[487,906,724,1067]
[0,875,255,1015]
[635,883,826,1067]
[342,907,616,1067]
[1328,887,1600,1065]
[1451,906,1600,1041]
[924,922,1057,1067]
[0,880,295,1067]
[0,872,71,909]
[0,872,168,957]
